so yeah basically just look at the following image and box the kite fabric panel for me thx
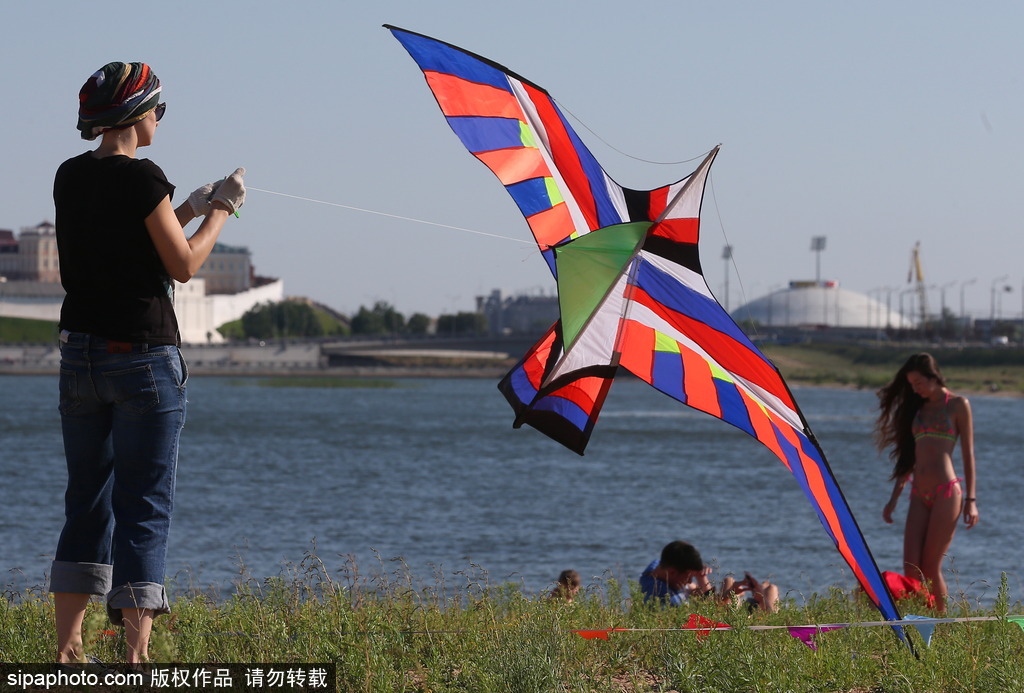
[387,24,908,644]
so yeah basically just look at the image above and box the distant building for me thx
[477,289,559,336]
[193,243,252,294]
[0,221,281,344]
[0,224,253,294]
[0,222,59,283]
[732,280,913,331]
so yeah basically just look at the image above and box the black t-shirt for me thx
[54,152,179,345]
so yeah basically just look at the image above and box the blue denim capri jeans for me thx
[50,331,187,626]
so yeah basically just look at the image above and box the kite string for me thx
[708,171,759,338]
[246,187,535,246]
[129,613,1019,637]
[554,99,710,166]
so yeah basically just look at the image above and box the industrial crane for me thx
[908,241,929,329]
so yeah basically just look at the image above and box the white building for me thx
[733,281,913,330]
[173,278,284,343]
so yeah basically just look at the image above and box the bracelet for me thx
[965,497,976,502]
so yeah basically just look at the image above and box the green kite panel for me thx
[554,222,649,346]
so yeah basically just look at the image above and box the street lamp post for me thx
[959,278,976,344]
[883,286,895,330]
[869,287,882,334]
[811,236,826,285]
[997,284,1012,322]
[880,287,896,339]
[938,281,955,338]
[898,289,907,338]
[901,288,918,339]
[990,275,1009,339]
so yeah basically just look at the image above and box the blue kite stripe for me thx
[541,248,558,276]
[649,350,686,404]
[392,29,512,93]
[531,392,591,431]
[714,380,755,438]
[505,363,590,436]
[508,178,557,218]
[506,365,540,406]
[447,116,525,153]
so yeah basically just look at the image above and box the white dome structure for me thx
[732,281,913,330]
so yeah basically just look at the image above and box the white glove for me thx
[187,182,218,217]
[211,167,246,214]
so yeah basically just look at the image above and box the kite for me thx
[387,25,908,645]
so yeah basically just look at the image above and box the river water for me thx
[2,374,1021,606]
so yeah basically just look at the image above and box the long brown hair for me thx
[874,353,947,479]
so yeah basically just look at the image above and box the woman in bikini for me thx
[875,353,979,611]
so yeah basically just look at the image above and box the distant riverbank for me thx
[2,337,1022,395]
[760,342,1024,396]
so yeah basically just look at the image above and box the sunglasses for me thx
[154,102,166,122]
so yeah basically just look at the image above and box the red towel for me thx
[883,571,936,608]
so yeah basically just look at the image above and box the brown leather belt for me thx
[106,341,134,354]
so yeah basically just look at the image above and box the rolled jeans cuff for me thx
[49,560,112,596]
[106,582,171,626]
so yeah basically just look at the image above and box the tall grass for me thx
[2,554,1022,692]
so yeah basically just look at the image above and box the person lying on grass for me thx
[639,540,779,613]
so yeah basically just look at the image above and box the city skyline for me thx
[1,218,1019,324]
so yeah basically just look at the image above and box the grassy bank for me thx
[0,315,58,343]
[761,343,1024,396]
[3,556,1023,692]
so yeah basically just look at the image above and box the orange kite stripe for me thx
[739,390,789,468]
[617,322,656,380]
[526,203,576,248]
[679,346,720,417]
[475,147,551,186]
[425,71,523,119]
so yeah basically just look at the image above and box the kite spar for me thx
[387,24,909,646]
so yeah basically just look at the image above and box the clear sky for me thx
[2,1,1021,320]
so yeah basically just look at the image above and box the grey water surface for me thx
[2,374,1021,606]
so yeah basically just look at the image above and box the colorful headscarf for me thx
[77,62,162,140]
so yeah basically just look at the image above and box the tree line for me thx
[226,300,487,340]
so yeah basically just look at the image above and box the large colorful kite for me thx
[388,25,907,643]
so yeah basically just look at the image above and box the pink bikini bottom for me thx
[910,477,962,509]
